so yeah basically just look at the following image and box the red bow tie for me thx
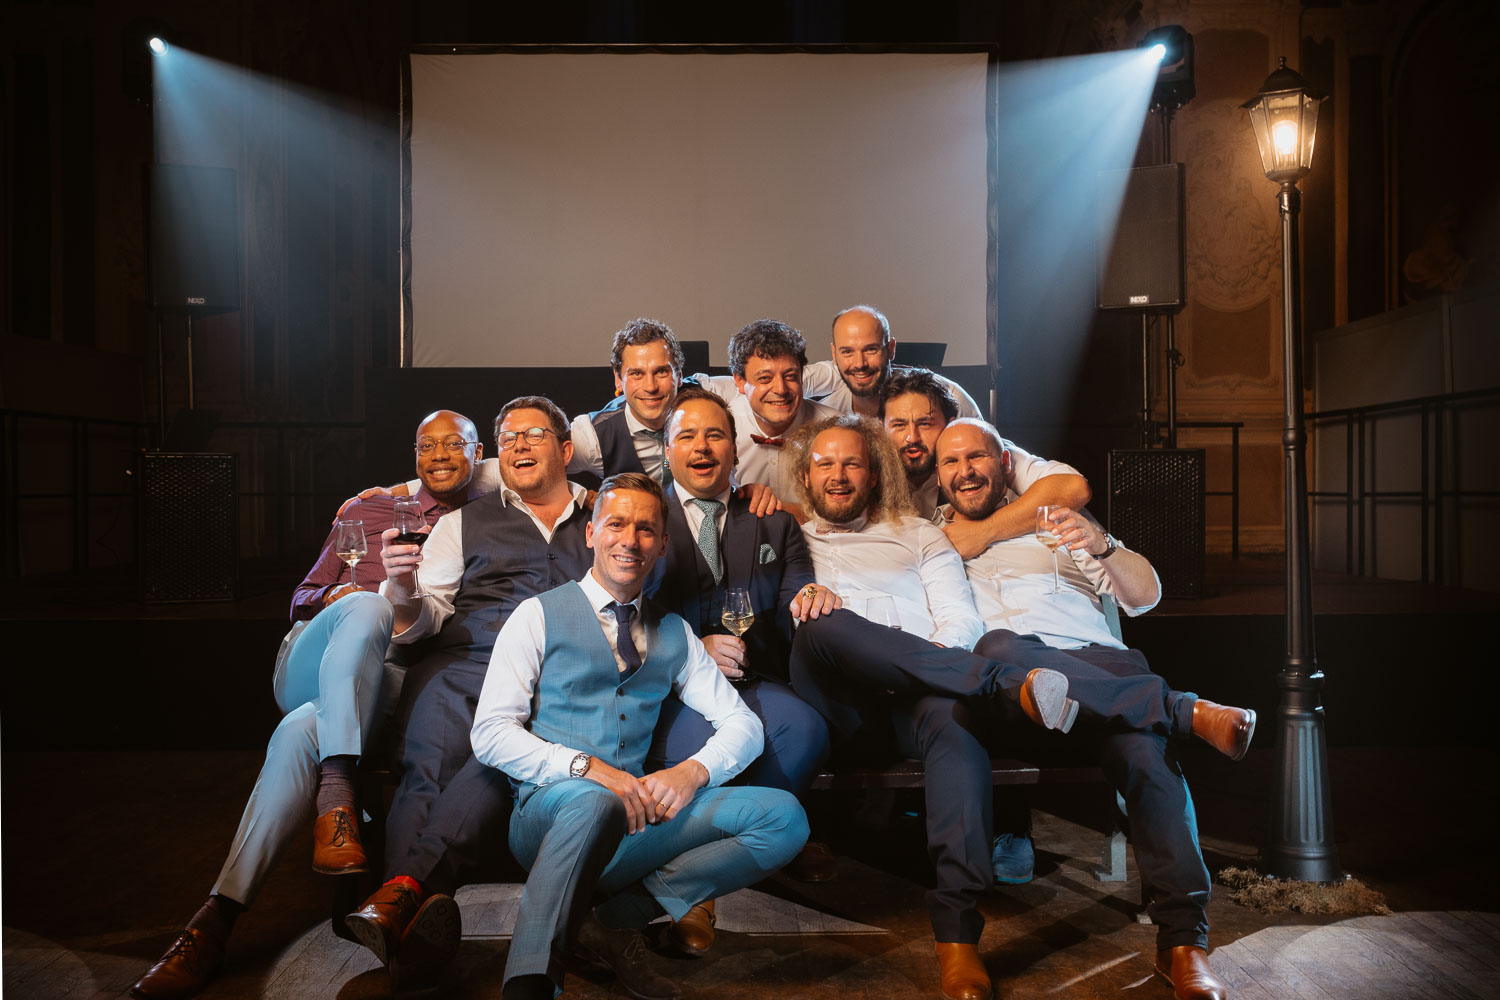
[751,434,785,447]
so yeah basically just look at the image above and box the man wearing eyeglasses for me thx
[343,395,596,986]
[132,409,485,1000]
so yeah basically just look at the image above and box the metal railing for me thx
[1174,419,1243,560]
[1307,387,1499,583]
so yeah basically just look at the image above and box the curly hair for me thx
[727,318,807,378]
[785,413,915,525]
[877,367,959,423]
[610,318,685,375]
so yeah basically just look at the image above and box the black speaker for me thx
[139,452,238,603]
[1107,448,1204,598]
[1097,164,1185,311]
[149,164,240,310]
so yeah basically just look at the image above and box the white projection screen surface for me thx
[404,50,993,368]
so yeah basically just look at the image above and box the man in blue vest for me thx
[344,396,594,983]
[473,473,809,1000]
[646,387,839,953]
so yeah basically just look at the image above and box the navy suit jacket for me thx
[648,492,814,684]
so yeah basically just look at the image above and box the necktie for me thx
[607,601,644,677]
[750,434,785,447]
[689,498,724,583]
[647,429,673,486]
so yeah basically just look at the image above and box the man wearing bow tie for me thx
[724,319,838,501]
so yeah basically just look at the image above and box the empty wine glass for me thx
[866,595,901,631]
[392,498,431,598]
[1035,505,1063,594]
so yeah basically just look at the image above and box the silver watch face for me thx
[571,754,590,777]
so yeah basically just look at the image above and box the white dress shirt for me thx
[725,393,839,497]
[953,496,1161,650]
[800,514,983,650]
[568,404,667,482]
[673,481,731,540]
[470,570,764,788]
[380,481,590,643]
[800,360,983,418]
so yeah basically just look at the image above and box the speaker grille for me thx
[1107,449,1204,598]
[139,453,238,603]
[1097,164,1185,310]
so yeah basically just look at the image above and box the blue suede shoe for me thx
[991,833,1034,884]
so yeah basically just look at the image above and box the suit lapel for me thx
[722,498,758,592]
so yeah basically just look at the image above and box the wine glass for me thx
[721,587,754,638]
[1035,505,1063,594]
[333,519,367,588]
[392,498,431,598]
[866,595,901,631]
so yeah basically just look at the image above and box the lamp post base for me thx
[1263,672,1342,882]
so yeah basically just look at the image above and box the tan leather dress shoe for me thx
[934,941,992,1000]
[667,899,716,956]
[313,805,368,874]
[1191,701,1257,761]
[1155,945,1228,1000]
[130,927,224,999]
[345,880,422,965]
[1018,668,1079,732]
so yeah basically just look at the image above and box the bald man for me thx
[132,410,487,1000]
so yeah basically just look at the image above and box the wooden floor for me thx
[5,745,1499,999]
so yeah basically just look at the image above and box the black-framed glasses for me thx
[414,437,477,456]
[498,427,558,450]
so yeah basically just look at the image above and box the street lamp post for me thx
[1241,57,1342,883]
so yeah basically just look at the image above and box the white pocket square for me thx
[758,543,777,564]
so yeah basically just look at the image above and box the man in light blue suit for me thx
[472,472,809,1000]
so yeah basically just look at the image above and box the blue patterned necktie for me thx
[689,498,724,583]
[607,601,643,677]
[647,429,673,486]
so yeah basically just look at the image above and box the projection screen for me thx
[403,48,995,368]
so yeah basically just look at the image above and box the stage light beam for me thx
[1150,43,1167,62]
[149,36,168,56]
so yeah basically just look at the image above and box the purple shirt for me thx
[289,486,464,622]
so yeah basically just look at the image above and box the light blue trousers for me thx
[503,778,808,989]
[212,591,396,904]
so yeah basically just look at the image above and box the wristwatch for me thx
[1096,533,1119,560]
[569,752,592,778]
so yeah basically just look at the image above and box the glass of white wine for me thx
[334,519,367,588]
[1036,505,1063,593]
[866,595,900,631]
[722,587,754,638]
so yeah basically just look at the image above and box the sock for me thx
[386,875,422,896]
[316,755,357,815]
[187,894,244,943]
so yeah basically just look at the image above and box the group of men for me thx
[133,306,1254,1000]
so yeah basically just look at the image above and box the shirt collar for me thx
[414,482,481,516]
[810,512,870,534]
[622,405,661,439]
[499,479,589,510]
[580,569,641,614]
[672,480,732,512]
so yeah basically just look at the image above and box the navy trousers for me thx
[384,655,512,893]
[648,677,830,794]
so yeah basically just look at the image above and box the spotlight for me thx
[149,36,168,56]
[1149,43,1167,63]
[1140,25,1194,110]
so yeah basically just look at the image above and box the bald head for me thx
[935,419,1012,521]
[414,409,481,503]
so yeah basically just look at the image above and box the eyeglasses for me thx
[414,437,477,456]
[498,427,559,450]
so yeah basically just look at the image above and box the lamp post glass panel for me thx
[1243,58,1340,883]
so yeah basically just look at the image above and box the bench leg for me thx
[1095,790,1128,883]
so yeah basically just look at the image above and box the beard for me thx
[901,448,935,483]
[841,357,893,398]
[810,482,875,524]
[945,473,1006,520]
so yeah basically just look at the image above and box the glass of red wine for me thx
[392,497,431,598]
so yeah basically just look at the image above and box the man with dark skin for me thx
[132,410,483,1000]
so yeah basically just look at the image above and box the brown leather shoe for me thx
[784,840,839,882]
[1191,701,1257,761]
[1155,946,1227,1000]
[667,899,716,956]
[345,880,422,966]
[130,927,224,999]
[1018,668,1078,732]
[312,805,368,875]
[934,942,991,1000]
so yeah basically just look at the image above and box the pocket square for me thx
[758,543,777,564]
